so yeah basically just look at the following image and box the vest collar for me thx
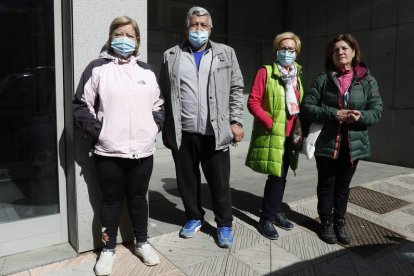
[271,62,302,78]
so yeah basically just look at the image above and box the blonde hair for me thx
[272,32,301,55]
[105,16,141,56]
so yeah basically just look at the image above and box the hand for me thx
[231,124,244,143]
[337,109,361,124]
[345,110,361,123]
[336,109,352,123]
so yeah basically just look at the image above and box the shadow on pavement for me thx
[152,178,318,237]
[262,239,414,276]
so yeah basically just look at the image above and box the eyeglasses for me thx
[278,47,295,54]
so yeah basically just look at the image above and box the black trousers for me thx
[261,140,290,221]
[95,155,153,249]
[316,146,358,221]
[172,132,232,227]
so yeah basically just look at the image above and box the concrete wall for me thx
[71,0,147,252]
[148,0,285,146]
[69,0,414,253]
[286,0,414,168]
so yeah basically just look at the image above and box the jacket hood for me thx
[330,62,369,82]
[353,62,369,81]
[98,50,139,64]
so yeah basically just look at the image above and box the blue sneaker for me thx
[217,226,233,248]
[179,219,203,238]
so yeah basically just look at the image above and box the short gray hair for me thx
[186,6,213,28]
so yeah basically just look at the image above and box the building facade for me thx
[1,0,413,273]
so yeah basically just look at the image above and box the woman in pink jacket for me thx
[73,16,164,275]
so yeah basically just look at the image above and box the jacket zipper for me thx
[196,59,200,133]
[346,80,357,166]
[333,76,356,164]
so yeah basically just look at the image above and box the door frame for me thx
[0,0,68,257]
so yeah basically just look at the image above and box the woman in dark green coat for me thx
[302,34,382,245]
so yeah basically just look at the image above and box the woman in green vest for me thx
[246,32,304,240]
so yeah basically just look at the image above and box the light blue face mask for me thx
[111,37,136,58]
[188,31,209,49]
[276,50,296,66]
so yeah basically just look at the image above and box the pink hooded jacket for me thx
[73,51,164,159]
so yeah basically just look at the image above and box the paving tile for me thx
[368,175,414,202]
[315,251,388,276]
[276,231,344,263]
[232,209,260,232]
[111,245,180,276]
[367,181,413,198]
[27,244,180,276]
[382,209,414,231]
[8,271,31,276]
[371,242,414,276]
[161,269,185,276]
[288,198,319,220]
[1,244,77,276]
[406,223,414,233]
[272,250,389,276]
[394,174,414,185]
[230,221,268,254]
[33,262,95,276]
[274,264,318,276]
[183,253,258,276]
[402,206,414,216]
[232,241,302,275]
[29,252,96,276]
[149,231,226,270]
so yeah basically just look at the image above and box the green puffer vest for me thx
[245,63,304,176]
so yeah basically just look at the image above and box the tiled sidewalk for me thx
[10,173,414,276]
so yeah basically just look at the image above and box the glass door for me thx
[0,0,67,257]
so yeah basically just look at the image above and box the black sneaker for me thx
[258,219,279,240]
[334,219,351,245]
[319,220,337,244]
[274,213,294,230]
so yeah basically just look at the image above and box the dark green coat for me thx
[302,64,382,161]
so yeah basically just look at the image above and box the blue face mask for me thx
[188,31,209,49]
[111,37,136,58]
[276,50,296,66]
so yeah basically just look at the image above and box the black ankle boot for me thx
[334,219,351,245]
[320,220,337,244]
